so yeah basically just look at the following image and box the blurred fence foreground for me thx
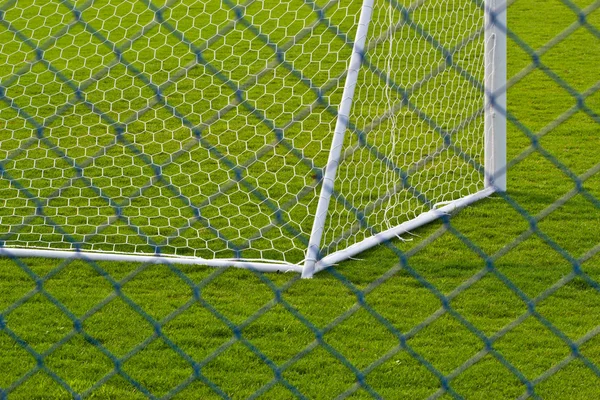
[1,0,600,398]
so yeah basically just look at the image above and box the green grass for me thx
[1,0,600,398]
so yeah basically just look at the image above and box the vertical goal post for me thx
[485,0,508,193]
[0,0,506,278]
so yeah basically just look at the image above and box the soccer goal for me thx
[0,0,506,278]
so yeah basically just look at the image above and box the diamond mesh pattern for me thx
[1,0,600,398]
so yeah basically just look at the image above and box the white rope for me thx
[383,1,400,231]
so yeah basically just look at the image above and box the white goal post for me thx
[0,0,506,278]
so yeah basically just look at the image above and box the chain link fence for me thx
[1,0,600,398]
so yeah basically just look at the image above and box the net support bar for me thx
[302,0,375,279]
[313,187,496,274]
[0,188,494,276]
[0,248,304,273]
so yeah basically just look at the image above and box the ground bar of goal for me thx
[0,247,304,274]
[313,187,496,275]
[0,188,495,276]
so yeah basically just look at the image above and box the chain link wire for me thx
[1,0,599,398]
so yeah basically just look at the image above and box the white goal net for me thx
[0,0,505,276]
[321,0,491,256]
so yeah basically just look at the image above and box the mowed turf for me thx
[1,0,600,399]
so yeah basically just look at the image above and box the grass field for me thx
[1,0,600,398]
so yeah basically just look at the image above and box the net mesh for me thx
[322,0,489,255]
[0,0,487,265]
